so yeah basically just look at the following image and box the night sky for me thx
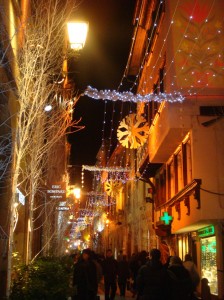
[68,0,136,188]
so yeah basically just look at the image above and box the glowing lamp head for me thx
[73,187,81,199]
[67,21,89,50]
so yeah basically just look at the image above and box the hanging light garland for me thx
[87,192,116,207]
[82,165,131,172]
[84,86,185,103]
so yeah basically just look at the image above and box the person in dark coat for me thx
[167,255,194,300]
[129,253,139,297]
[136,248,168,300]
[117,254,130,297]
[102,249,118,300]
[183,253,200,292]
[201,278,211,300]
[73,248,98,300]
[163,255,173,269]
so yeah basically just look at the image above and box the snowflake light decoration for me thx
[105,180,122,198]
[117,113,149,149]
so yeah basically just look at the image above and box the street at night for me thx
[0,0,224,299]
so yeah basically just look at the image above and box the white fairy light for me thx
[82,165,131,172]
[84,86,185,103]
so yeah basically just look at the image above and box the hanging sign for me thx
[47,183,66,201]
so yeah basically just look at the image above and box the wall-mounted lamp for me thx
[67,21,89,51]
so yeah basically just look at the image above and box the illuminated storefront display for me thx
[199,226,217,295]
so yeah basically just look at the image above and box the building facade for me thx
[126,0,224,299]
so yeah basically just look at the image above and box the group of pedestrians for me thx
[71,247,210,300]
[72,248,99,300]
[72,248,130,300]
[133,250,210,300]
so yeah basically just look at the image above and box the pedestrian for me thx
[167,255,194,300]
[102,249,118,300]
[117,249,123,262]
[138,250,148,266]
[136,248,168,300]
[201,278,211,300]
[72,248,98,300]
[129,252,141,297]
[72,253,79,265]
[163,255,173,269]
[91,251,103,285]
[117,254,130,298]
[183,253,200,291]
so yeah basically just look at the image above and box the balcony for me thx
[148,101,192,163]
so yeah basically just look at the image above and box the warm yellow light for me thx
[73,187,81,199]
[67,22,88,50]
[105,219,110,227]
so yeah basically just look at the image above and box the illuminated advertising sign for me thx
[47,183,66,201]
[198,225,215,238]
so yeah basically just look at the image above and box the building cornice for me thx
[156,178,202,211]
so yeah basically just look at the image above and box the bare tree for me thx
[0,0,84,296]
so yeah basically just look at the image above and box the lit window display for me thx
[201,236,217,295]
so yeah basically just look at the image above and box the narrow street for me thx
[1,1,224,299]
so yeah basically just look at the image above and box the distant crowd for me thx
[71,248,211,300]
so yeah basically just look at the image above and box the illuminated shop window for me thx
[201,236,217,295]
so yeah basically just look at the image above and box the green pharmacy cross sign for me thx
[160,211,173,225]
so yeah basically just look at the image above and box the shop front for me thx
[198,225,218,297]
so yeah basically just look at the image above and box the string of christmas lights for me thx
[74,0,224,251]
[126,0,223,185]
[82,165,131,172]
[129,0,166,92]
[80,1,181,237]
[138,0,222,97]
[84,86,185,103]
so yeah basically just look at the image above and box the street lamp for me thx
[67,21,89,51]
[73,187,81,199]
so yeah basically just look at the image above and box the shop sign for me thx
[56,206,69,211]
[56,201,69,211]
[160,211,173,225]
[198,225,215,238]
[47,183,66,201]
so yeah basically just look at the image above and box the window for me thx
[182,139,192,185]
[168,138,192,197]
[176,150,183,191]
[167,160,175,198]
[155,168,166,206]
[147,0,165,50]
[155,136,192,205]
